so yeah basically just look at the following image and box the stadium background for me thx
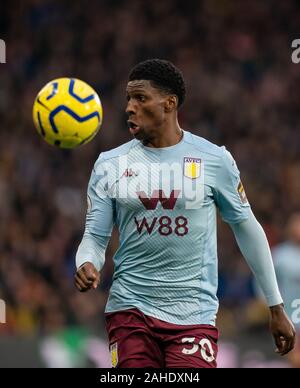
[0,0,299,367]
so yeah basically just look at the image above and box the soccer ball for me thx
[32,78,103,149]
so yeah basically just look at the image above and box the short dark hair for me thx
[128,59,186,108]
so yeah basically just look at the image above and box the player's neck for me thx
[143,120,183,148]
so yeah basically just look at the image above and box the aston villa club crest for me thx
[183,157,201,179]
[110,342,118,368]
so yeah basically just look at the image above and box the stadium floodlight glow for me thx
[0,39,6,63]
[0,299,5,323]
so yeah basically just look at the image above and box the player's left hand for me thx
[269,304,296,356]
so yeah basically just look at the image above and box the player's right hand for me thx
[74,262,100,292]
[269,304,296,356]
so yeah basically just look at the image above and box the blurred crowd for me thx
[0,0,300,366]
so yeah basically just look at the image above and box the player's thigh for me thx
[165,326,218,368]
[105,309,164,368]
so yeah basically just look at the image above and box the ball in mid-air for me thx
[32,78,103,149]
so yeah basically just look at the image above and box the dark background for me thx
[0,0,300,367]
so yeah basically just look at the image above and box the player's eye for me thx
[126,94,146,102]
[137,95,146,102]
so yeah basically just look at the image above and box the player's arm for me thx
[213,147,296,355]
[75,155,114,292]
[229,212,296,355]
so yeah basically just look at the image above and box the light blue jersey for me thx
[77,130,251,325]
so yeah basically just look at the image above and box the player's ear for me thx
[164,95,178,112]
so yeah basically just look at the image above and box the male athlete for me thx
[75,59,295,368]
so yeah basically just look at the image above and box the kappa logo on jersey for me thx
[183,157,201,179]
[122,168,139,177]
[237,181,248,204]
[137,189,181,210]
[110,342,118,368]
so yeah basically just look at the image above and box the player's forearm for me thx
[229,210,283,307]
[76,230,110,271]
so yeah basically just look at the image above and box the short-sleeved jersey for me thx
[86,130,251,325]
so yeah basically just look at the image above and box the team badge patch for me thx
[183,157,201,179]
[110,342,118,368]
[237,181,248,204]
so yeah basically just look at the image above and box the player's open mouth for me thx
[127,121,141,135]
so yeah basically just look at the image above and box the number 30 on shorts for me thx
[181,337,215,362]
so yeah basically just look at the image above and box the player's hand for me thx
[269,304,296,356]
[75,262,100,292]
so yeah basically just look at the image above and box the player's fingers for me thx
[75,273,90,291]
[276,336,292,356]
[76,281,90,292]
[282,333,296,355]
[274,334,284,354]
[77,268,93,285]
[92,272,101,289]
[279,338,289,356]
[82,265,97,281]
[74,278,85,292]
[75,274,86,289]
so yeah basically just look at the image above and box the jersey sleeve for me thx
[230,209,283,306]
[85,154,114,237]
[76,154,114,270]
[213,147,251,224]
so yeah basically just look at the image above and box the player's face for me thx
[126,80,169,141]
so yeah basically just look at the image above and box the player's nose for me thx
[126,99,137,116]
